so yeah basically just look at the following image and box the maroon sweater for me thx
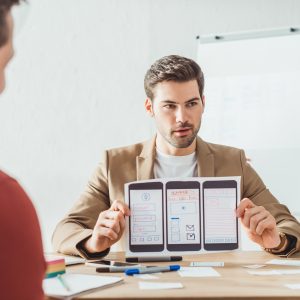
[0,171,46,300]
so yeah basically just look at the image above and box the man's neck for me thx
[156,134,196,156]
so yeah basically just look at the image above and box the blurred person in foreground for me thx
[0,1,46,299]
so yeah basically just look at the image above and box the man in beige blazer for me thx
[53,55,300,258]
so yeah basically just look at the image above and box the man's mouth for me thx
[173,127,192,137]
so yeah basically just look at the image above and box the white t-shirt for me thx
[154,148,198,178]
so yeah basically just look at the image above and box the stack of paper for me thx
[43,273,123,299]
[45,257,66,278]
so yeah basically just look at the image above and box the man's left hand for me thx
[236,198,281,249]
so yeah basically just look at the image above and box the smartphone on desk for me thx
[86,259,139,268]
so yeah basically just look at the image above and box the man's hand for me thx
[83,200,130,253]
[236,198,281,249]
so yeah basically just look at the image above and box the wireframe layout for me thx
[203,180,239,251]
[125,177,240,256]
[166,181,201,251]
[128,182,164,252]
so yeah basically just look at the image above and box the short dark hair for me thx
[144,55,205,100]
[0,0,21,47]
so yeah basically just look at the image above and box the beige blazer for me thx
[52,137,300,257]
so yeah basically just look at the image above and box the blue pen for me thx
[125,265,180,275]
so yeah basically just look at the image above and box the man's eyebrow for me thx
[161,100,177,104]
[160,97,201,104]
[185,97,201,103]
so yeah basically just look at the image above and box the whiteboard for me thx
[197,33,300,215]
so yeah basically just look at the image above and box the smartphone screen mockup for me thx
[129,182,164,252]
[166,181,201,251]
[203,180,238,251]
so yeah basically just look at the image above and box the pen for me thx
[125,265,180,275]
[96,266,136,273]
[126,256,182,262]
[57,274,71,291]
[97,266,155,273]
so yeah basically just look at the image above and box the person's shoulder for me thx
[106,139,151,157]
[0,170,30,203]
[0,170,34,217]
[201,139,243,157]
[206,141,242,152]
[0,170,17,186]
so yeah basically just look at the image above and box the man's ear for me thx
[145,98,154,116]
[201,95,206,112]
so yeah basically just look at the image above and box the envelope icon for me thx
[186,224,195,231]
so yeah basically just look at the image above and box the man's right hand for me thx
[83,200,130,253]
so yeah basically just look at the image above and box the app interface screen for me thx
[130,189,163,245]
[167,188,200,244]
[204,188,237,244]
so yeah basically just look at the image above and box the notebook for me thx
[43,273,123,299]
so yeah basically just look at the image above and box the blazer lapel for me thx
[196,137,215,177]
[136,137,156,180]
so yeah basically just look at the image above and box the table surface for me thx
[47,250,300,300]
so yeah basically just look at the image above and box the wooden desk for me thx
[48,251,300,300]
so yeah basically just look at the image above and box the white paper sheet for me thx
[43,273,122,298]
[285,284,300,290]
[242,264,266,269]
[248,269,300,275]
[266,259,300,267]
[125,177,241,257]
[133,274,159,279]
[178,267,220,277]
[138,281,183,290]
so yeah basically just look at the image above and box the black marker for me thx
[96,266,134,273]
[96,266,155,273]
[126,256,182,263]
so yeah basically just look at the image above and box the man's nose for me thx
[175,106,187,123]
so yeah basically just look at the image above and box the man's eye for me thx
[187,101,198,107]
[164,104,176,109]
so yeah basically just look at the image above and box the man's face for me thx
[0,12,14,94]
[146,79,205,151]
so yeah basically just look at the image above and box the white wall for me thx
[198,34,300,215]
[0,0,300,251]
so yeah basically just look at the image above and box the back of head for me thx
[0,0,22,93]
[0,0,20,47]
[144,54,205,100]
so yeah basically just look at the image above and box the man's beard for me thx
[162,121,200,149]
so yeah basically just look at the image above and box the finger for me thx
[249,210,269,234]
[256,215,276,236]
[97,226,118,241]
[242,206,265,228]
[236,198,255,218]
[99,219,121,234]
[110,200,131,216]
[118,213,126,230]
[101,210,125,221]
[98,210,125,234]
